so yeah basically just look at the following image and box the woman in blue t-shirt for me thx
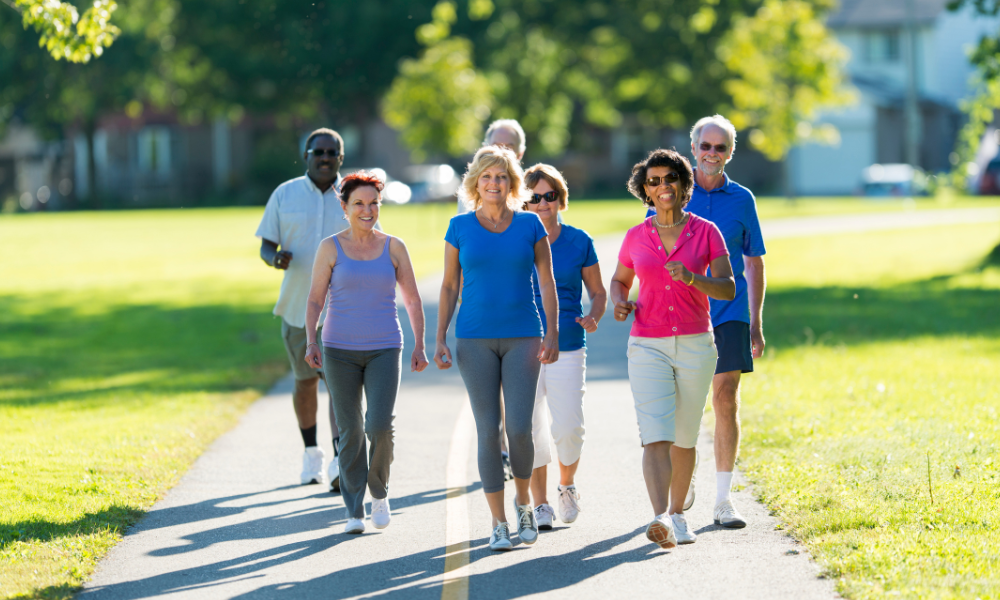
[522,164,607,532]
[435,145,560,551]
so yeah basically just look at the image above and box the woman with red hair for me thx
[304,170,429,535]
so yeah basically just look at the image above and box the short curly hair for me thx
[627,148,694,208]
[523,163,569,211]
[458,145,527,211]
[339,170,384,203]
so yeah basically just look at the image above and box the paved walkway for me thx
[81,205,989,599]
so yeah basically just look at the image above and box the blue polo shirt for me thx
[445,211,548,339]
[531,224,599,352]
[645,172,765,326]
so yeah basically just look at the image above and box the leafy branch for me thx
[9,0,120,62]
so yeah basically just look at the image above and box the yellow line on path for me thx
[441,399,475,600]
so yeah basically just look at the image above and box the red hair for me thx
[339,171,385,202]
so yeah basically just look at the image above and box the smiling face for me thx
[526,178,559,220]
[644,166,683,213]
[476,165,511,208]
[692,124,732,177]
[305,135,343,185]
[342,185,380,230]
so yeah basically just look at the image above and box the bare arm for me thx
[390,237,429,372]
[534,237,559,364]
[745,255,766,357]
[609,261,637,321]
[260,238,292,270]
[434,241,462,369]
[303,238,338,368]
[665,256,735,301]
[576,262,607,333]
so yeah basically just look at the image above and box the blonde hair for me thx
[523,163,569,211]
[458,145,527,211]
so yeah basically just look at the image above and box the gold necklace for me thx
[654,212,688,228]
[480,208,510,229]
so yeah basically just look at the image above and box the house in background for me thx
[790,0,1000,196]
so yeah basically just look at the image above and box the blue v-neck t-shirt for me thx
[531,224,599,352]
[445,211,548,339]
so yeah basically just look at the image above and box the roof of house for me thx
[827,0,950,28]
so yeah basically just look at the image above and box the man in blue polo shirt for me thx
[645,114,767,528]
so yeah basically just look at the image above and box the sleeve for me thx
[582,233,599,268]
[255,187,282,243]
[532,213,548,243]
[444,215,461,248]
[617,229,635,269]
[706,222,730,262]
[742,191,767,257]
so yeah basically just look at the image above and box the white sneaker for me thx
[513,500,538,545]
[557,485,581,523]
[534,504,556,531]
[489,522,513,551]
[684,449,698,511]
[671,513,697,544]
[645,514,677,549]
[344,517,365,534]
[300,447,326,485]
[713,498,747,529]
[371,498,391,530]
[328,455,340,493]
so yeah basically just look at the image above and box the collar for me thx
[693,170,731,194]
[305,172,342,195]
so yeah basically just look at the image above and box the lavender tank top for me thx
[321,236,403,350]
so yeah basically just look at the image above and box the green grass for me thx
[727,221,1000,599]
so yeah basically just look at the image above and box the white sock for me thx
[716,472,734,505]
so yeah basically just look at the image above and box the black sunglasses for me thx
[528,191,559,204]
[645,172,680,187]
[699,142,728,153]
[307,148,341,157]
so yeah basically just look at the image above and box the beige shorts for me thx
[626,333,717,448]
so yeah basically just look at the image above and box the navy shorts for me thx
[713,321,753,375]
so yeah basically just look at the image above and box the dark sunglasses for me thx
[307,148,341,157]
[699,142,728,153]
[645,172,680,187]
[528,191,559,204]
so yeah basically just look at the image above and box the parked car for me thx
[343,167,412,204]
[861,163,928,196]
[401,164,461,203]
[977,157,1000,195]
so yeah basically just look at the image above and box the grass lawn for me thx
[1,201,998,599]
[726,221,1000,599]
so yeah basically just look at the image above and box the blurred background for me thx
[4,0,1000,212]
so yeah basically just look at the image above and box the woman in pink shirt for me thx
[610,149,735,550]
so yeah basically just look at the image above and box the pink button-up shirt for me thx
[618,214,729,338]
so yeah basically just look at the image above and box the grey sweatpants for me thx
[322,346,402,519]
[457,337,542,493]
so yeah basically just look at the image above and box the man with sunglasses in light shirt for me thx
[645,115,767,529]
[256,128,379,493]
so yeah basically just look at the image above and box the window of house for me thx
[137,127,171,176]
[863,30,901,63]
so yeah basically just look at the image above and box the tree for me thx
[717,0,852,198]
[6,0,120,62]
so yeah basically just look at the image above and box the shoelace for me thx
[517,505,534,530]
[560,488,581,512]
[535,505,554,520]
[373,501,388,515]
[493,522,509,540]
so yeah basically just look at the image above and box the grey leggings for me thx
[457,337,542,493]
[322,346,402,519]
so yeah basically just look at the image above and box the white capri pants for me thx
[531,348,587,470]
[626,333,717,448]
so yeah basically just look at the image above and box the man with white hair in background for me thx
[458,119,527,215]
[646,114,767,528]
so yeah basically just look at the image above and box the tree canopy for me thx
[8,0,120,62]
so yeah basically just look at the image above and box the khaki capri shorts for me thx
[626,333,717,448]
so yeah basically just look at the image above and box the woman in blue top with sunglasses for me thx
[523,164,607,531]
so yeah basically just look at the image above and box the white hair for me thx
[484,119,526,156]
[690,115,738,157]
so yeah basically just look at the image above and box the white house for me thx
[791,0,1000,195]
